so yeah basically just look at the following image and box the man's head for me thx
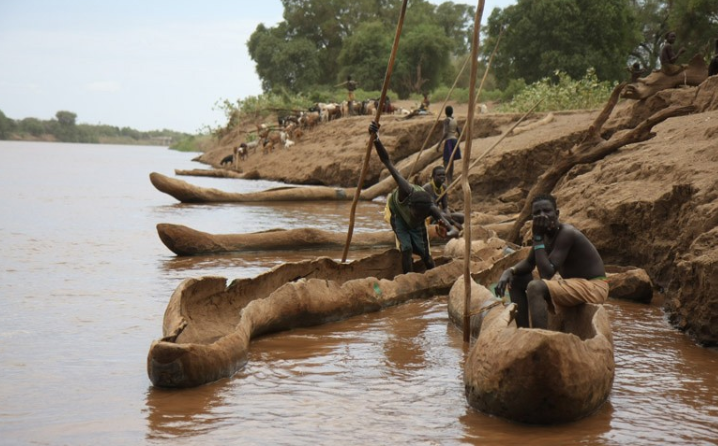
[409,189,434,220]
[431,166,446,185]
[531,193,559,231]
[445,105,453,117]
[665,31,677,43]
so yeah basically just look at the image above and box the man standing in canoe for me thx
[495,194,607,329]
[369,121,459,274]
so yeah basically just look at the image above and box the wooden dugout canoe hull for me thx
[149,172,356,203]
[147,250,467,388]
[156,223,398,255]
[449,278,614,424]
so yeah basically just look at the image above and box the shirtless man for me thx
[494,194,608,329]
[660,31,686,75]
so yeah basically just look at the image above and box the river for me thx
[0,141,716,446]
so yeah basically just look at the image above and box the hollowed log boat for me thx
[448,259,614,424]
[148,249,467,388]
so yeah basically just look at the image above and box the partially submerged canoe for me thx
[148,249,467,388]
[157,223,397,255]
[449,260,614,424]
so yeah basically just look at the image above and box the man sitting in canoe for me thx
[369,121,459,274]
[494,194,608,329]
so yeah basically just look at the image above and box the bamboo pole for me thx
[341,0,409,263]
[443,29,503,188]
[462,0,486,343]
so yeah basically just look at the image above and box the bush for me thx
[498,69,616,113]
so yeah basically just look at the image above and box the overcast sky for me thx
[0,0,515,134]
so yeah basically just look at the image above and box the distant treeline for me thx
[0,109,191,147]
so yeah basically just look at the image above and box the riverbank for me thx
[194,78,718,346]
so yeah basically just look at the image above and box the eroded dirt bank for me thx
[197,78,718,346]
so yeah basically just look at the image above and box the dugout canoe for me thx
[156,223,452,256]
[150,145,443,204]
[157,223,397,255]
[148,250,467,388]
[449,258,614,424]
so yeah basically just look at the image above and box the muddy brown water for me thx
[1,141,716,445]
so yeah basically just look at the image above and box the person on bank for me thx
[369,121,460,274]
[494,194,608,329]
[439,105,461,183]
[423,165,464,230]
[660,31,686,75]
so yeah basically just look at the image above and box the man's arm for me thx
[495,255,535,297]
[369,122,413,200]
[429,205,459,238]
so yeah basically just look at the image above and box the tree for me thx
[337,21,393,91]
[669,0,718,59]
[55,110,77,126]
[484,0,640,89]
[627,0,671,71]
[393,24,453,98]
[0,110,16,139]
[433,1,476,55]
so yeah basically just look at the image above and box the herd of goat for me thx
[222,99,410,166]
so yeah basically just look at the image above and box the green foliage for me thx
[393,23,453,98]
[249,0,476,96]
[484,0,640,89]
[498,69,617,113]
[669,0,718,58]
[338,21,393,91]
[0,110,190,145]
[170,134,213,152]
[0,110,16,138]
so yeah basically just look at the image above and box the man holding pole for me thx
[369,121,459,274]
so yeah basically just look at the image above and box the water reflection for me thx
[144,380,234,441]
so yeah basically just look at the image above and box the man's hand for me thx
[495,268,514,297]
[532,215,550,237]
[369,121,380,137]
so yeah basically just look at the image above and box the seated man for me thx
[369,122,459,274]
[423,165,464,230]
[660,31,686,75]
[494,194,608,329]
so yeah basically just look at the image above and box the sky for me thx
[0,0,515,134]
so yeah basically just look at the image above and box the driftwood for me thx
[510,112,554,136]
[147,253,470,388]
[622,54,709,100]
[157,223,397,255]
[175,168,245,179]
[506,81,697,243]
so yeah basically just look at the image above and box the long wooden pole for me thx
[463,0,486,343]
[341,0,409,263]
[443,29,503,186]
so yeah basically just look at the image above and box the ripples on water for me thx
[1,142,717,445]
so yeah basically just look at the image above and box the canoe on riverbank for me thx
[147,250,467,388]
[150,172,356,203]
[156,223,397,255]
[449,260,614,424]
